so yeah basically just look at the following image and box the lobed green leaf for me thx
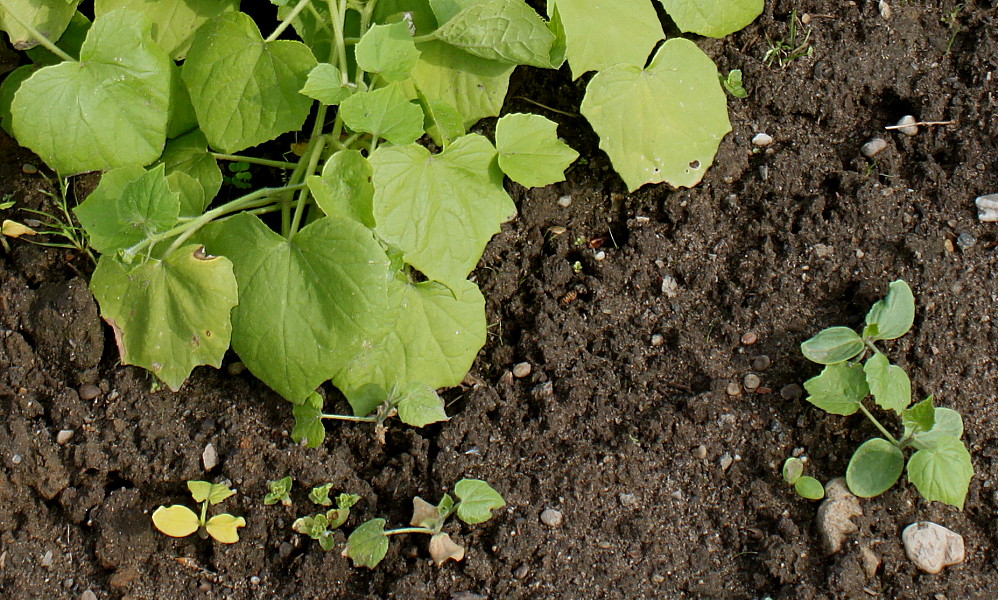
[346,519,390,568]
[547,0,663,78]
[910,407,964,451]
[95,0,238,60]
[803,362,869,416]
[308,149,375,227]
[863,352,911,414]
[495,113,578,188]
[656,0,763,38]
[434,0,556,68]
[0,0,79,50]
[300,63,354,106]
[291,392,326,448]
[156,130,223,207]
[907,438,973,509]
[454,479,505,524]
[901,396,935,435]
[864,280,915,341]
[395,383,449,427]
[355,22,421,82]
[339,82,425,145]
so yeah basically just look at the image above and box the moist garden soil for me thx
[2,1,998,598]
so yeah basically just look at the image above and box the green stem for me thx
[0,0,75,62]
[199,500,209,526]
[411,33,436,44]
[858,402,900,446]
[331,0,350,83]
[266,0,313,42]
[212,153,298,170]
[287,128,327,239]
[321,413,378,423]
[384,527,433,537]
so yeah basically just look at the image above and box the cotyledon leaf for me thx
[656,0,763,38]
[182,11,317,153]
[0,0,79,50]
[89,244,238,392]
[200,213,394,404]
[580,38,731,191]
[547,0,663,78]
[94,0,238,60]
[10,8,172,175]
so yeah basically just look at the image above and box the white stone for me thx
[896,115,918,136]
[202,443,218,471]
[861,138,888,158]
[816,478,863,554]
[975,194,998,222]
[540,508,563,527]
[752,133,774,147]
[902,522,965,574]
[557,195,572,207]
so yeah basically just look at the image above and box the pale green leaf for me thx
[907,438,973,509]
[846,438,904,498]
[902,396,936,435]
[580,38,731,191]
[863,352,911,413]
[656,0,763,38]
[309,483,333,506]
[10,8,172,175]
[429,0,477,23]
[376,0,437,35]
[90,245,237,391]
[414,90,465,146]
[781,457,803,484]
[0,65,36,137]
[166,171,206,219]
[274,0,335,59]
[205,514,246,543]
[912,407,964,451]
[0,0,79,50]
[407,40,514,128]
[864,280,915,341]
[264,476,293,505]
[370,134,516,287]
[74,165,180,255]
[355,22,421,82]
[547,0,663,78]
[24,11,89,65]
[186,480,214,503]
[156,129,223,205]
[182,11,317,153]
[167,61,198,138]
[395,382,449,427]
[435,0,555,68]
[200,213,393,404]
[195,481,236,505]
[346,519,389,569]
[334,278,486,417]
[496,112,578,188]
[95,0,238,60]
[454,478,505,524]
[152,505,200,538]
[291,392,327,448]
[794,477,825,500]
[803,362,869,416]
[300,63,355,106]
[800,326,864,365]
[339,82,425,145]
[307,149,375,227]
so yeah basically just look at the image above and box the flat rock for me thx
[816,478,863,554]
[902,522,965,574]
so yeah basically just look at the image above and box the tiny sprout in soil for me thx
[800,280,973,508]
[292,487,361,551]
[152,481,246,544]
[720,69,748,98]
[344,479,504,568]
[264,476,293,506]
[781,457,824,500]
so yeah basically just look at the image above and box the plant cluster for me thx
[0,0,761,433]
[798,280,973,509]
[152,481,247,543]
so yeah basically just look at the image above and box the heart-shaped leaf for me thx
[205,513,246,543]
[454,479,505,524]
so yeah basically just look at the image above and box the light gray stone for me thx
[902,522,965,574]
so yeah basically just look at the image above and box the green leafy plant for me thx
[781,457,824,500]
[763,9,813,68]
[264,475,294,506]
[800,280,973,509]
[0,0,761,433]
[293,487,361,551]
[344,478,504,568]
[152,481,246,544]
[719,69,747,98]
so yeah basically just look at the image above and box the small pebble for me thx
[21,163,38,174]
[725,382,742,396]
[651,574,666,584]
[279,542,294,558]
[743,373,761,391]
[78,384,102,401]
[11,454,22,465]
[719,453,734,471]
[879,0,892,20]
[693,445,707,459]
[650,333,665,346]
[202,443,218,471]
[594,250,606,261]
[752,355,772,371]
[557,195,572,207]
[618,493,638,507]
[758,164,769,181]
[752,132,774,147]
[896,115,918,136]
[956,233,976,249]
[532,381,553,398]
[41,550,54,568]
[56,430,75,445]
[596,540,611,549]
[513,564,530,579]
[861,545,881,578]
[861,137,888,158]
[903,522,965,574]
[943,239,955,253]
[740,331,758,345]
[81,591,97,600]
[976,194,998,222]
[661,275,680,298]
[813,243,834,258]
[249,576,261,586]
[780,384,803,401]
[512,362,532,378]
[540,508,563,527]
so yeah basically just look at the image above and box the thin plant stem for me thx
[321,413,378,423]
[288,128,327,239]
[858,402,900,446]
[384,527,433,537]
[266,0,313,42]
[0,0,75,62]
[211,153,298,170]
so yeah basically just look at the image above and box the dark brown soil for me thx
[2,2,998,599]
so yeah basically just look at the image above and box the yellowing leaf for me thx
[428,533,465,565]
[205,514,246,544]
[1,220,37,238]
[152,505,200,538]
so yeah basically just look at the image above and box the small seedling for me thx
[799,280,973,508]
[152,481,246,544]
[344,479,504,568]
[292,488,361,551]
[719,69,748,98]
[763,10,814,68]
[292,384,448,448]
[223,161,253,189]
[264,476,293,506]
[781,457,824,500]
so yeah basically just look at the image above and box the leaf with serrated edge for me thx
[345,519,389,568]
[370,134,515,287]
[800,326,864,365]
[846,438,904,498]
[200,213,393,404]
[454,479,505,524]
[182,11,316,153]
[548,0,663,78]
[803,362,868,416]
[333,278,486,417]
[864,280,915,341]
[205,514,246,543]
[395,383,449,427]
[656,0,763,38]
[435,0,555,67]
[152,505,200,537]
[902,396,935,435]
[95,0,237,60]
[0,0,79,50]
[496,113,578,188]
[339,82,425,145]
[907,438,973,509]
[580,38,731,191]
[11,9,171,175]
[355,22,421,82]
[90,245,237,391]
[863,352,911,413]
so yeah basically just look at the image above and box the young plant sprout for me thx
[263,476,293,506]
[799,280,973,508]
[152,481,246,544]
[781,457,824,500]
[344,479,505,568]
[292,487,361,551]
